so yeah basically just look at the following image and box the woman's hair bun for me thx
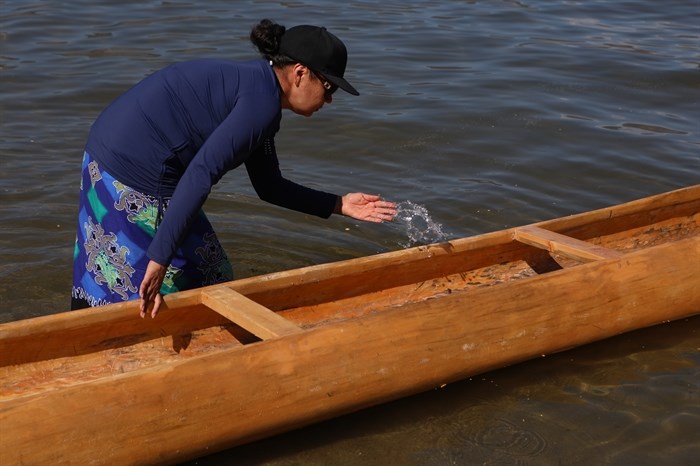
[250,19,286,58]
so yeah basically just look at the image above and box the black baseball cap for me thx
[279,25,360,96]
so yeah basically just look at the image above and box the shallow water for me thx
[1,0,699,463]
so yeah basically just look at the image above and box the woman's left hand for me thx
[337,193,397,223]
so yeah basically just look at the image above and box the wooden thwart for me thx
[514,225,624,262]
[201,287,303,340]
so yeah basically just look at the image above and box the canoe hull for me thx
[3,238,699,465]
[1,186,699,465]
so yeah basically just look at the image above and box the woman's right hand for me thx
[139,260,167,318]
[337,193,397,223]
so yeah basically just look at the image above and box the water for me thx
[393,200,450,247]
[1,0,699,463]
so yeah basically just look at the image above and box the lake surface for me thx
[1,0,698,464]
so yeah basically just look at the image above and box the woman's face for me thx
[283,65,333,117]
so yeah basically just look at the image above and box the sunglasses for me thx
[312,71,338,97]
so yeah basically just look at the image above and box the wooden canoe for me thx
[1,185,699,465]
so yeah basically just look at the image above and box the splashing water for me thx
[393,201,449,247]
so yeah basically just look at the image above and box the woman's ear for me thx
[292,63,307,88]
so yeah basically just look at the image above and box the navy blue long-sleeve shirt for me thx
[85,58,338,265]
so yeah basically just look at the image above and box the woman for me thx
[71,19,397,318]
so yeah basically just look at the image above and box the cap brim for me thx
[326,75,360,96]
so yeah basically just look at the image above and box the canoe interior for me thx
[1,185,699,400]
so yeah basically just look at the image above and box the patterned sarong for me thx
[71,152,233,309]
